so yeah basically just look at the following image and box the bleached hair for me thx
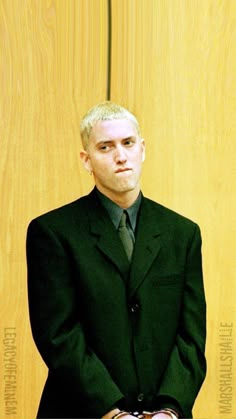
[80,101,140,149]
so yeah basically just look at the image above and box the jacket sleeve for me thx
[156,223,207,418]
[26,218,124,417]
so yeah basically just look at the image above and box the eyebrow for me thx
[96,140,113,146]
[123,136,136,141]
[97,136,136,143]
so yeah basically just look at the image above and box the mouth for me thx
[115,168,132,174]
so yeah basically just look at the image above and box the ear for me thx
[80,150,92,174]
[141,138,146,162]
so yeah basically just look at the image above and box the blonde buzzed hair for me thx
[80,101,140,149]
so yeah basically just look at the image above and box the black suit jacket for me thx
[26,189,206,418]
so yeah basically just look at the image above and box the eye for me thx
[124,138,135,146]
[98,143,112,152]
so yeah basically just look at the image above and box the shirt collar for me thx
[96,188,142,231]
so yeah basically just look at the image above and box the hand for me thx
[102,409,137,419]
[108,416,137,419]
[142,413,173,419]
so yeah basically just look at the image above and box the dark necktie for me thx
[118,211,134,261]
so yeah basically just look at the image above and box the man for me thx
[27,102,206,419]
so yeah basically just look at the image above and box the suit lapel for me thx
[128,198,162,298]
[87,190,130,278]
[85,190,162,288]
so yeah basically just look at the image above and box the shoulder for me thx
[142,196,200,234]
[27,190,95,233]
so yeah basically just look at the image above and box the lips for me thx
[115,168,132,173]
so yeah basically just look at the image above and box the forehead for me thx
[90,119,138,142]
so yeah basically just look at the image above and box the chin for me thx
[100,180,139,196]
[114,184,137,194]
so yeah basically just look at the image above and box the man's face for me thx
[80,119,145,200]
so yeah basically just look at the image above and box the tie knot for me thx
[119,211,128,228]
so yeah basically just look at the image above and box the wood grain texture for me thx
[111,0,236,417]
[0,1,107,417]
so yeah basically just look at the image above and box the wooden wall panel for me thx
[0,1,107,418]
[111,1,236,417]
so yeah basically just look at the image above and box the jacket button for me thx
[130,303,140,313]
[137,393,144,402]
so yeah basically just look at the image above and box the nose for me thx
[114,144,127,164]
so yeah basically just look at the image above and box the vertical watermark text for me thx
[219,322,233,414]
[3,327,17,415]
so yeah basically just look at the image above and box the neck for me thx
[96,186,140,209]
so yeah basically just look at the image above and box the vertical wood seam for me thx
[106,0,112,100]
